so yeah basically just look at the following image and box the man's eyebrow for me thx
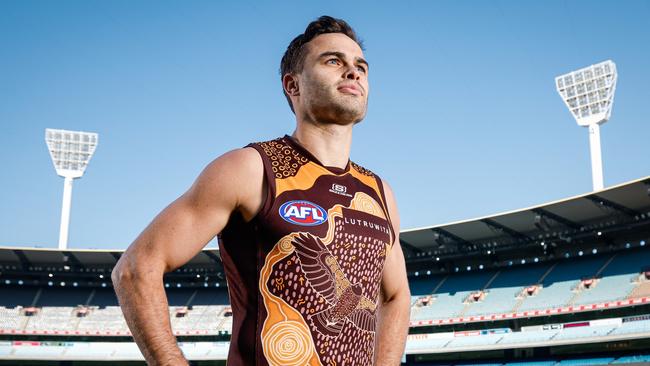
[318,51,370,70]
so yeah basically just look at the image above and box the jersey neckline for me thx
[283,134,351,175]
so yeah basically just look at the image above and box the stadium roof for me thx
[401,176,650,253]
[0,245,221,269]
[1,176,649,268]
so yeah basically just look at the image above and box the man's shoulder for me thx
[201,146,264,182]
[246,136,286,149]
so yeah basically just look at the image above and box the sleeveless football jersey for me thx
[219,135,395,366]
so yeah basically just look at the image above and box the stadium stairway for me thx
[511,262,557,313]
[457,270,501,318]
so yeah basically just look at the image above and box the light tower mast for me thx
[555,60,617,191]
[45,128,99,249]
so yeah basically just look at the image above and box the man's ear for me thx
[283,74,300,96]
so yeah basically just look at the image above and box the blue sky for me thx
[1,1,649,250]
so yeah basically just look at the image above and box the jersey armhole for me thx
[244,143,276,225]
[375,175,396,247]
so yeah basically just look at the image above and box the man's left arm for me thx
[375,180,411,366]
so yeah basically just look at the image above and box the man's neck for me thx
[291,121,352,170]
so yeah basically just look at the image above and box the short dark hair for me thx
[280,16,364,113]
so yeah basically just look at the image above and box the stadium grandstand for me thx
[1,176,649,365]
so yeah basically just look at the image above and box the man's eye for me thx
[356,66,367,73]
[326,59,339,65]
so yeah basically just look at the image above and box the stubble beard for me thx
[303,80,367,126]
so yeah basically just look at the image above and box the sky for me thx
[1,1,649,250]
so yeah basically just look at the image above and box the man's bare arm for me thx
[375,181,411,366]
[111,147,264,365]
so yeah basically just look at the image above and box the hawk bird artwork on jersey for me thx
[291,232,378,337]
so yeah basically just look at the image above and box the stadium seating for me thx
[551,325,614,340]
[408,249,650,322]
[0,307,25,330]
[0,304,235,335]
[628,280,650,299]
[76,306,129,332]
[556,358,616,365]
[608,319,650,336]
[171,305,228,333]
[446,333,505,348]
[63,342,116,358]
[612,354,650,363]
[404,336,452,353]
[89,288,120,307]
[3,287,39,308]
[24,307,79,332]
[0,286,231,309]
[411,270,497,320]
[35,288,91,307]
[571,250,650,305]
[499,329,559,345]
[464,264,551,317]
[410,275,446,296]
[405,318,650,353]
[516,255,608,312]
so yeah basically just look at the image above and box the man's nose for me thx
[343,65,361,80]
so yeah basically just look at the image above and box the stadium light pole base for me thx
[58,177,74,250]
[588,123,604,191]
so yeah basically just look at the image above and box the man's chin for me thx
[332,106,366,125]
[307,99,366,125]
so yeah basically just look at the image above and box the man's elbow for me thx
[112,254,153,288]
[111,257,132,290]
[112,248,166,286]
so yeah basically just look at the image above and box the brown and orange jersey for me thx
[219,135,394,366]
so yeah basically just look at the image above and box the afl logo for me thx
[279,200,328,226]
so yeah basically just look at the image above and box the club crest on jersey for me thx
[279,200,328,226]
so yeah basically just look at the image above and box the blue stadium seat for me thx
[0,344,13,356]
[191,289,230,305]
[609,319,650,336]
[410,275,446,296]
[36,287,92,306]
[556,357,615,365]
[573,249,650,305]
[612,354,650,363]
[414,270,497,319]
[0,287,39,307]
[517,255,609,312]
[552,325,615,340]
[465,263,551,316]
[87,288,119,307]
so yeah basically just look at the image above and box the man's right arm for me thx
[111,147,264,365]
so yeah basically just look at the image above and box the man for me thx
[112,16,411,366]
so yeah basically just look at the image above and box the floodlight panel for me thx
[555,60,617,126]
[45,128,98,178]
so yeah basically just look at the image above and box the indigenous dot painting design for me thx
[260,192,392,366]
[257,138,310,179]
[350,161,375,177]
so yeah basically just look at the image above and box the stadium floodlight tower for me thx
[45,128,99,250]
[555,60,617,191]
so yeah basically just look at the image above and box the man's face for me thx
[295,33,369,125]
